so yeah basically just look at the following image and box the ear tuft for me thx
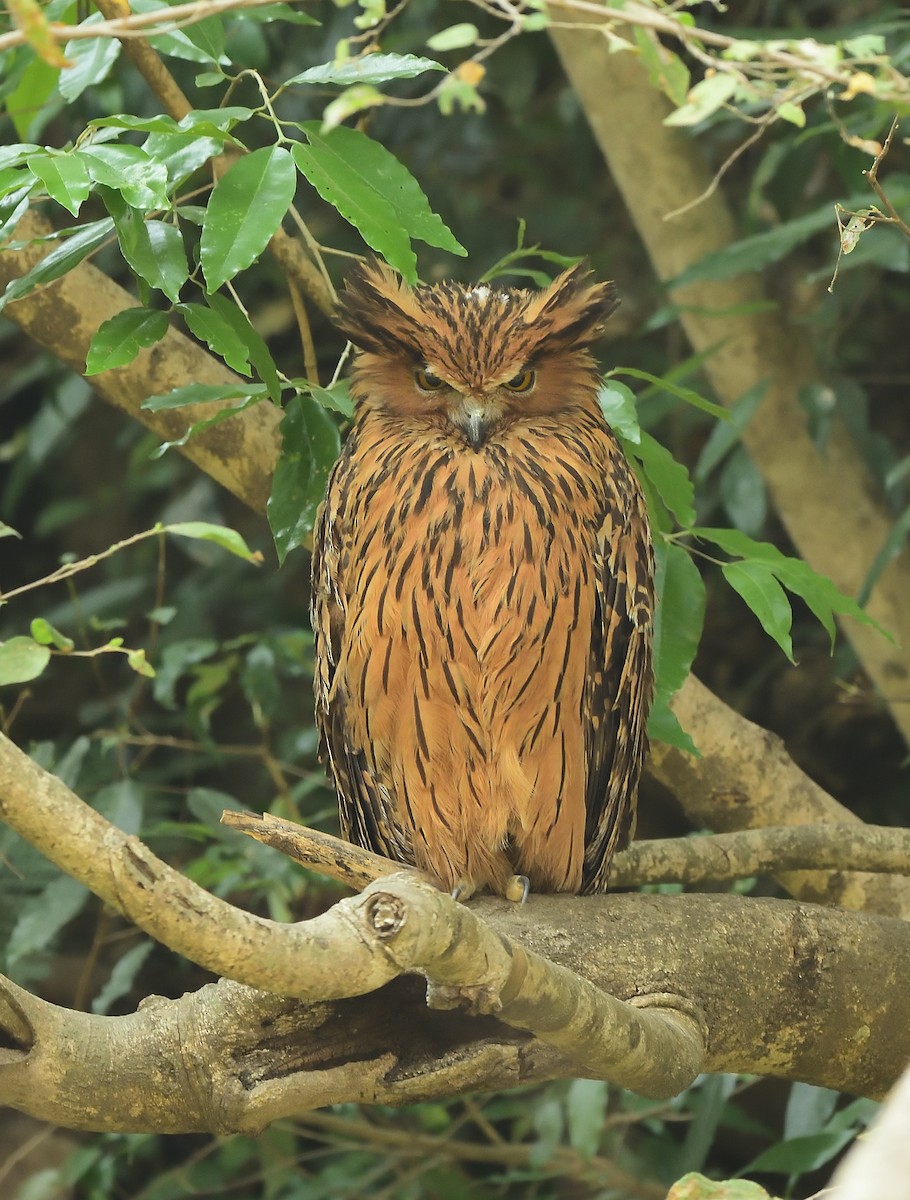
[523,262,620,352]
[334,258,423,358]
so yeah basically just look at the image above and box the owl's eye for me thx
[503,369,536,393]
[414,368,444,392]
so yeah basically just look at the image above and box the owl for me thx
[311,259,654,900]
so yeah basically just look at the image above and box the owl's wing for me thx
[580,491,654,894]
[311,449,411,863]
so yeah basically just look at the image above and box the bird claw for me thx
[505,874,530,904]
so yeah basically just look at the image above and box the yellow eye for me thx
[503,369,536,393]
[414,367,444,392]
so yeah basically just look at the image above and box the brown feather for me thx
[312,261,653,897]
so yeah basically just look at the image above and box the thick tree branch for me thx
[0,732,702,1099]
[649,675,910,917]
[549,10,910,748]
[1,885,908,1133]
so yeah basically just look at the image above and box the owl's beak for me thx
[451,401,493,449]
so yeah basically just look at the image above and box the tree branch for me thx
[221,808,910,893]
[649,675,910,917]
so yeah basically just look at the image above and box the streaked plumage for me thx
[311,260,653,898]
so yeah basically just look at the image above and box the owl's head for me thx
[334,259,619,448]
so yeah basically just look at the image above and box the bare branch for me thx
[612,824,910,888]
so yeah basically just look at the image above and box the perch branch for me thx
[353,874,705,1099]
[0,732,396,1000]
[222,809,910,893]
[2,891,910,1131]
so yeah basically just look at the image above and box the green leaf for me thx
[200,145,297,293]
[842,34,885,56]
[26,151,91,216]
[92,942,155,1015]
[78,144,170,209]
[293,125,466,282]
[320,86,385,132]
[664,73,738,126]
[7,875,90,965]
[427,23,479,51]
[286,54,444,87]
[303,380,355,418]
[142,382,268,411]
[784,1083,839,1140]
[648,694,698,754]
[131,0,227,64]
[86,308,170,375]
[632,432,696,527]
[0,183,35,243]
[859,501,910,607]
[609,367,729,421]
[566,1080,608,1159]
[719,446,766,536]
[774,558,892,646]
[60,17,121,101]
[633,26,689,107]
[29,618,74,650]
[652,542,705,703]
[127,648,156,678]
[597,380,641,443]
[114,217,189,303]
[268,394,341,565]
[695,381,767,481]
[648,542,704,752]
[142,132,225,189]
[777,101,806,128]
[0,521,22,539]
[0,637,52,684]
[150,398,263,455]
[178,301,255,376]
[0,219,114,313]
[689,526,785,565]
[671,1174,774,1199]
[745,1129,856,1176]
[166,521,262,563]
[722,560,794,662]
[205,293,282,401]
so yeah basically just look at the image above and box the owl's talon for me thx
[451,880,476,903]
[505,874,530,904]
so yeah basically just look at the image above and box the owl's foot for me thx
[505,874,530,904]
[451,880,476,903]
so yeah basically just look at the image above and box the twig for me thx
[220,809,408,891]
[865,117,910,237]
